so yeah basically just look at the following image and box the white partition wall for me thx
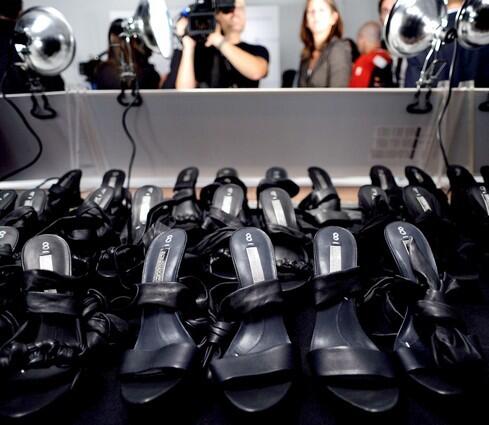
[0,89,486,190]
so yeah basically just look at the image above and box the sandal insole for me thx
[370,165,399,191]
[260,188,301,264]
[0,226,19,252]
[17,189,47,217]
[403,186,441,218]
[405,166,438,193]
[173,168,199,219]
[131,186,164,241]
[309,167,334,191]
[84,187,115,212]
[212,184,244,217]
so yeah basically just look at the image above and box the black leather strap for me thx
[203,207,243,231]
[299,187,340,211]
[26,292,78,316]
[219,280,284,321]
[120,342,197,377]
[23,269,73,291]
[210,343,294,386]
[311,267,362,308]
[136,282,191,310]
[267,223,306,241]
[308,346,396,381]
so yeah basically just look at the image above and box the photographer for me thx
[167,0,269,89]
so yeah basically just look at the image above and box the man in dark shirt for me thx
[166,0,269,89]
[405,0,489,88]
[0,0,64,94]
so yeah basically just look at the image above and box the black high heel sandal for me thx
[46,170,83,217]
[259,187,311,292]
[191,183,248,281]
[370,165,404,213]
[383,221,485,395]
[307,226,399,413]
[209,227,295,413]
[298,167,351,227]
[119,229,199,405]
[404,166,449,213]
[0,234,83,418]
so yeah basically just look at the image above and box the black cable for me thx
[435,39,459,170]
[0,68,44,182]
[121,86,139,191]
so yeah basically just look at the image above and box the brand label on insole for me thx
[221,187,234,214]
[39,254,54,271]
[246,246,265,283]
[139,194,152,224]
[153,248,170,282]
[271,199,287,226]
[416,194,431,212]
[329,245,342,273]
[108,176,118,187]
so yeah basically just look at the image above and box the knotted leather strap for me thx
[308,346,396,381]
[210,343,294,386]
[311,267,363,308]
[402,238,484,370]
[136,282,192,311]
[219,279,284,321]
[120,342,197,377]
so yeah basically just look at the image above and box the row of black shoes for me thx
[0,164,487,419]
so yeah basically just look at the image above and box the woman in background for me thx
[298,0,351,87]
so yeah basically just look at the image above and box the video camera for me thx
[183,0,235,40]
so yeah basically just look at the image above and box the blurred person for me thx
[297,0,351,88]
[93,19,160,90]
[166,0,269,89]
[378,0,406,87]
[349,21,393,88]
